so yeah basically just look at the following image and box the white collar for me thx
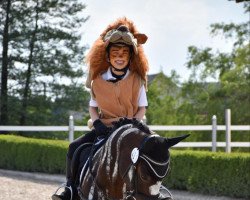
[102,67,130,81]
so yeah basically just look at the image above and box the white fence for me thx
[0,109,249,153]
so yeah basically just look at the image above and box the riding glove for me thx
[93,119,110,136]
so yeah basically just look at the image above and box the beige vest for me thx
[91,72,142,126]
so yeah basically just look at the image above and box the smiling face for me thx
[109,45,131,73]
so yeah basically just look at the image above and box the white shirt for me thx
[89,68,148,107]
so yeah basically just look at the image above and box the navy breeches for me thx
[67,129,97,159]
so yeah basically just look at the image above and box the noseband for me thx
[122,134,171,200]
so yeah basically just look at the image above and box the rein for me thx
[79,136,114,200]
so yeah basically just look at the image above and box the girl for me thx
[52,17,149,200]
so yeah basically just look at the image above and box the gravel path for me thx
[0,169,246,200]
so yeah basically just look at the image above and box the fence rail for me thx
[1,125,249,132]
[0,109,249,153]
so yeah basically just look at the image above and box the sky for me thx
[80,0,248,81]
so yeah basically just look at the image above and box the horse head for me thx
[132,134,189,199]
[79,118,189,200]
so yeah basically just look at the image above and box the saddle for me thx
[71,136,108,186]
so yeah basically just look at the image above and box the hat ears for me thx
[134,33,148,44]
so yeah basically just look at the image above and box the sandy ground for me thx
[0,169,246,200]
[0,175,57,200]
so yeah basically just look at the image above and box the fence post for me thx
[212,115,217,152]
[142,115,147,124]
[225,109,231,153]
[69,115,74,142]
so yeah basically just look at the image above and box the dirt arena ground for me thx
[0,169,246,200]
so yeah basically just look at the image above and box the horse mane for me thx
[110,118,152,135]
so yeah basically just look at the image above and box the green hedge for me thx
[0,135,249,198]
[165,150,250,198]
[0,135,68,174]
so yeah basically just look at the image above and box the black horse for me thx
[75,118,189,200]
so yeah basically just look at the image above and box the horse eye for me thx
[140,173,147,181]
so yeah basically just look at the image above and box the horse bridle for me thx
[122,134,171,200]
[78,134,171,200]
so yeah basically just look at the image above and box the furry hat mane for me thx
[85,17,149,88]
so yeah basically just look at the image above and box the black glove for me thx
[93,119,110,136]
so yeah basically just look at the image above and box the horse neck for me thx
[95,124,148,198]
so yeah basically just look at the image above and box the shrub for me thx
[165,150,250,198]
[0,135,68,174]
[0,135,249,198]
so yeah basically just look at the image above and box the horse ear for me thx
[134,33,148,44]
[165,134,190,148]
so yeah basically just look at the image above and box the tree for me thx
[0,0,11,125]
[0,0,89,125]
[185,3,250,125]
[147,71,181,125]
[146,3,249,144]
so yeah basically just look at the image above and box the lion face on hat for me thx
[103,25,138,54]
[86,17,149,88]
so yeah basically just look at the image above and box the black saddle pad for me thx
[75,136,109,186]
[72,143,93,184]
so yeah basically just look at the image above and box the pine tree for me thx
[0,0,89,125]
[0,0,11,125]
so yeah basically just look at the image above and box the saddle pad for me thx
[78,136,108,185]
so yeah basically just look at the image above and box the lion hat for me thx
[85,17,149,88]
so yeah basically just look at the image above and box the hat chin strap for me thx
[112,65,129,73]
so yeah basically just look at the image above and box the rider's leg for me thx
[52,130,96,200]
[51,156,74,200]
